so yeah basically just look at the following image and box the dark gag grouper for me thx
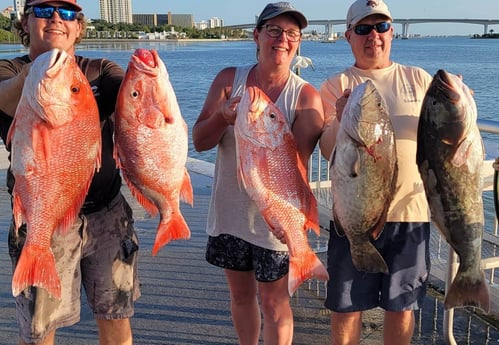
[417,69,490,313]
[330,80,398,274]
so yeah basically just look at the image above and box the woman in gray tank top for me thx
[193,2,324,344]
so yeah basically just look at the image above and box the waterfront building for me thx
[99,0,132,24]
[167,12,193,28]
[133,14,157,27]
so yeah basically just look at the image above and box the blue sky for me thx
[2,0,499,35]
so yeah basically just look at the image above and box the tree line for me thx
[0,16,249,42]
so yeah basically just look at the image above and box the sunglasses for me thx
[25,5,78,21]
[353,22,391,35]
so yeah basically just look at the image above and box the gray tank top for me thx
[206,64,307,250]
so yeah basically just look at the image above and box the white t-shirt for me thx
[320,62,432,222]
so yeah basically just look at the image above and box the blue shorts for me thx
[205,234,289,282]
[325,221,431,313]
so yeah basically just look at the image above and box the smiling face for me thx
[22,1,82,59]
[345,14,393,70]
[253,14,302,69]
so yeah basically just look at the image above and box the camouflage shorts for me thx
[8,193,141,344]
[205,234,289,282]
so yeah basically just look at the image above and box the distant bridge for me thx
[225,18,499,38]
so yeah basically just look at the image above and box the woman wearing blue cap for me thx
[193,2,324,344]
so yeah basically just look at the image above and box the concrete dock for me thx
[0,158,498,344]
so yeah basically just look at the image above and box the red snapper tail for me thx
[288,250,329,296]
[151,211,191,256]
[12,244,61,299]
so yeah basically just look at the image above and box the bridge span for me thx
[225,18,499,38]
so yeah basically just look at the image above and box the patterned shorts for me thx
[8,193,141,344]
[206,234,289,282]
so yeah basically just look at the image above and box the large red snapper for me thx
[234,86,329,296]
[7,48,102,299]
[417,70,489,313]
[114,49,193,256]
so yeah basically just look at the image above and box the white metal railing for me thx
[309,119,499,344]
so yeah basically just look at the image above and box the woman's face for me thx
[254,14,302,68]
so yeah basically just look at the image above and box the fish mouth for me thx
[130,49,161,77]
[433,69,461,103]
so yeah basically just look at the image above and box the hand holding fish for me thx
[272,230,287,244]
[220,96,241,125]
[335,88,351,122]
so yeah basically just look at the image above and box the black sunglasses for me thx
[353,22,391,35]
[25,5,78,21]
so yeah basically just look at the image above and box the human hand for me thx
[335,88,351,123]
[220,96,241,125]
[272,229,287,244]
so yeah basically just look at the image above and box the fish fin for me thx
[5,113,18,146]
[332,215,346,237]
[304,218,320,236]
[11,193,25,234]
[12,244,61,300]
[123,174,158,217]
[444,270,490,313]
[304,193,320,235]
[151,211,191,256]
[180,168,194,206]
[288,250,329,296]
[350,241,388,274]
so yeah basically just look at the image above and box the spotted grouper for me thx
[329,80,398,274]
[417,69,489,313]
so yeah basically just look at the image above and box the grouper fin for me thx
[12,243,61,300]
[350,240,388,274]
[288,250,329,296]
[151,211,191,256]
[444,270,490,313]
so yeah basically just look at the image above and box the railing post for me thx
[443,247,459,344]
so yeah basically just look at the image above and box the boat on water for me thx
[321,36,337,43]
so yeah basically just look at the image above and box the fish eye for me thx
[131,90,140,98]
[270,113,276,119]
[70,86,80,93]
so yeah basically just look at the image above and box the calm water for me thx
[1,37,498,161]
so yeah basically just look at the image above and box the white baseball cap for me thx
[346,0,392,29]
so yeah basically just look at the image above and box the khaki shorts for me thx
[8,193,141,344]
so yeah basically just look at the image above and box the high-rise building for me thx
[99,0,133,24]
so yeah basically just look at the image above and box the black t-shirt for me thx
[0,54,124,213]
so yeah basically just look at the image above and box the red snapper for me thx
[114,49,193,256]
[234,86,329,296]
[8,48,102,299]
